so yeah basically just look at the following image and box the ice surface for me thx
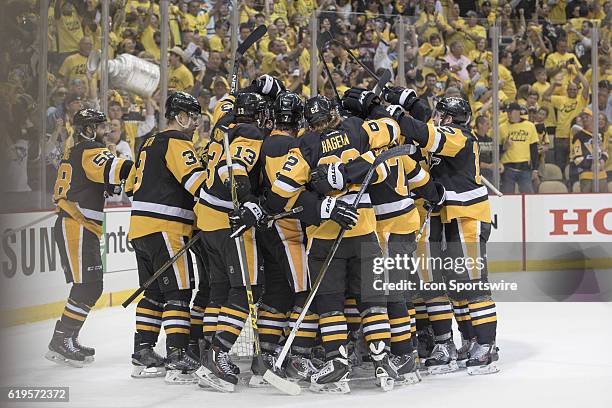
[1,302,611,408]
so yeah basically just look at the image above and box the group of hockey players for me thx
[46,68,500,394]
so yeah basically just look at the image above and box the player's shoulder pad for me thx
[162,129,191,141]
[232,123,264,141]
[293,130,321,166]
[262,134,297,157]
[81,140,106,150]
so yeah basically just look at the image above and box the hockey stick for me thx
[481,176,503,197]
[264,144,417,395]
[122,233,202,308]
[2,211,57,239]
[321,33,382,82]
[415,206,434,243]
[316,31,342,103]
[230,24,267,95]
[263,206,303,224]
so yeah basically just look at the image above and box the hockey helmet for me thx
[434,97,471,126]
[165,91,202,120]
[273,91,304,128]
[73,108,107,140]
[304,95,335,127]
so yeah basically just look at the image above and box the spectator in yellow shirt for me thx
[54,0,84,55]
[543,67,590,171]
[499,103,540,193]
[58,37,94,89]
[499,50,518,101]
[415,0,453,42]
[168,47,194,92]
[182,0,210,36]
[209,21,227,52]
[544,37,582,94]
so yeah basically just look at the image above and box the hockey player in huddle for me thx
[262,94,402,393]
[310,90,446,384]
[128,92,207,382]
[244,91,325,385]
[380,89,500,375]
[48,109,133,367]
[194,90,272,392]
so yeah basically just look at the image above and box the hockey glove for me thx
[386,104,405,121]
[310,163,347,194]
[229,201,265,238]
[342,87,381,118]
[255,74,286,99]
[382,87,418,110]
[319,196,359,230]
[423,181,446,213]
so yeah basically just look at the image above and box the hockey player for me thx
[232,91,325,384]
[311,96,445,384]
[48,108,133,367]
[193,91,268,392]
[382,90,500,375]
[128,92,207,382]
[265,94,400,393]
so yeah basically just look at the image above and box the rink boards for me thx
[1,194,611,325]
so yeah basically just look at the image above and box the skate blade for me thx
[131,365,166,378]
[376,376,395,392]
[195,366,236,393]
[45,350,84,368]
[263,370,301,395]
[427,360,459,375]
[84,356,94,364]
[467,362,500,375]
[396,371,421,386]
[457,359,468,369]
[248,375,270,388]
[309,380,350,394]
[164,370,198,384]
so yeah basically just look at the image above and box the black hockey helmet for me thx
[234,91,267,125]
[165,91,201,120]
[434,97,471,126]
[304,95,335,127]
[273,91,304,128]
[73,108,107,140]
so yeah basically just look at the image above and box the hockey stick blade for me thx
[372,69,391,97]
[373,143,417,167]
[237,25,267,57]
[262,370,301,396]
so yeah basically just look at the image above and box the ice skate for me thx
[457,337,476,369]
[72,335,95,363]
[164,347,199,384]
[369,341,398,392]
[391,353,421,385]
[45,322,86,368]
[416,328,434,370]
[196,346,238,392]
[309,346,350,394]
[285,354,318,382]
[425,340,459,374]
[131,345,166,378]
[466,342,500,375]
[249,352,282,387]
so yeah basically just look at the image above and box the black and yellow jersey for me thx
[269,116,399,240]
[398,117,491,223]
[571,129,608,180]
[128,130,207,240]
[53,140,133,238]
[211,95,235,128]
[370,147,438,235]
[195,114,264,232]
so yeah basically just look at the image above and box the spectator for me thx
[571,108,608,192]
[475,115,495,181]
[168,46,194,92]
[416,0,452,41]
[544,37,582,94]
[500,103,540,193]
[499,50,518,101]
[58,36,94,91]
[209,76,230,112]
[53,0,85,57]
[543,65,590,170]
[444,41,472,82]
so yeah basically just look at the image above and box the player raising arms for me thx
[127,92,207,383]
[48,109,133,367]
[263,94,400,393]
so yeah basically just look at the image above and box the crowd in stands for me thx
[2,0,612,205]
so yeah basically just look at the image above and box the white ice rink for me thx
[1,302,611,408]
